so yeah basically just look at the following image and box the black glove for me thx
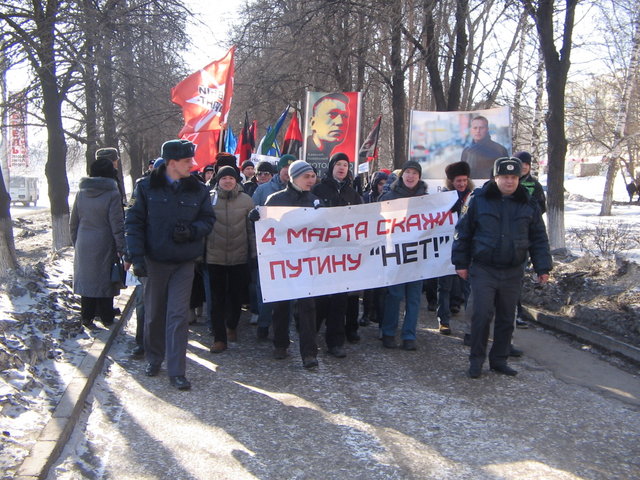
[172,223,193,243]
[133,261,147,278]
[249,257,258,270]
[248,207,260,222]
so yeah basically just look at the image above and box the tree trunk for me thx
[390,0,407,169]
[600,11,640,215]
[34,5,71,251]
[600,157,619,216]
[446,0,469,111]
[531,50,545,175]
[0,167,18,275]
[527,0,578,250]
[82,0,99,174]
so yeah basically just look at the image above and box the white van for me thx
[9,176,39,206]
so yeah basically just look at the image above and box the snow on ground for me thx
[1,169,639,478]
[540,173,640,263]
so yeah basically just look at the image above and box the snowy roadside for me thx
[0,212,123,478]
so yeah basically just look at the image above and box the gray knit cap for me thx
[288,160,314,180]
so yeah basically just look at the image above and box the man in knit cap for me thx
[250,160,324,368]
[312,152,363,354]
[379,160,428,351]
[250,153,296,339]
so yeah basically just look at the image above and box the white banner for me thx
[255,191,458,302]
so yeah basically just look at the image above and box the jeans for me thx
[381,280,423,340]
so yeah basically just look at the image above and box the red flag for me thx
[235,113,254,163]
[358,115,382,162]
[171,47,235,137]
[282,110,303,157]
[182,130,221,172]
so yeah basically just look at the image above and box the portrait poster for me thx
[408,107,511,183]
[303,91,361,177]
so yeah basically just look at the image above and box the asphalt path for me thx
[45,301,640,480]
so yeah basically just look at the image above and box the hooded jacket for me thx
[363,171,389,203]
[379,177,428,201]
[252,171,287,206]
[125,164,215,264]
[451,181,552,274]
[71,177,125,297]
[312,156,363,207]
[265,182,323,208]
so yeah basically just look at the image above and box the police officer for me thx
[452,157,551,379]
[125,139,215,390]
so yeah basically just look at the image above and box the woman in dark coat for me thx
[70,157,125,328]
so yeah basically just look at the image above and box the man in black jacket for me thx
[312,153,363,354]
[125,139,215,390]
[251,160,324,369]
[452,157,551,379]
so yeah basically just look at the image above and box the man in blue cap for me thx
[125,139,215,390]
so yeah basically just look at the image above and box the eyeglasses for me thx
[257,172,272,176]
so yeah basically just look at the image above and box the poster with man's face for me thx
[409,107,511,181]
[303,91,361,178]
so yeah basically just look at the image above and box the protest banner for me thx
[255,191,458,302]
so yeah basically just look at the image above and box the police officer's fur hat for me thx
[161,139,195,160]
[95,147,119,163]
[493,157,522,177]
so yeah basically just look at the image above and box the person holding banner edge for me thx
[378,160,429,351]
[249,160,324,369]
[452,156,551,379]
[436,161,474,336]
[312,153,364,355]
[251,154,296,339]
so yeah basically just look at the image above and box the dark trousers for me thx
[345,293,359,335]
[437,274,469,326]
[315,294,347,348]
[134,283,145,347]
[144,259,194,377]
[208,263,248,343]
[81,296,114,323]
[424,278,438,305]
[363,287,386,322]
[189,265,206,309]
[273,297,317,359]
[469,264,523,368]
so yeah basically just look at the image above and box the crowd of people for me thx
[70,140,551,390]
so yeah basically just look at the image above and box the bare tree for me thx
[0,0,79,250]
[522,0,579,251]
[600,7,640,214]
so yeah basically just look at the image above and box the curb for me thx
[15,288,136,480]
[524,306,640,364]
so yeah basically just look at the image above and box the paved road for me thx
[48,305,639,480]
